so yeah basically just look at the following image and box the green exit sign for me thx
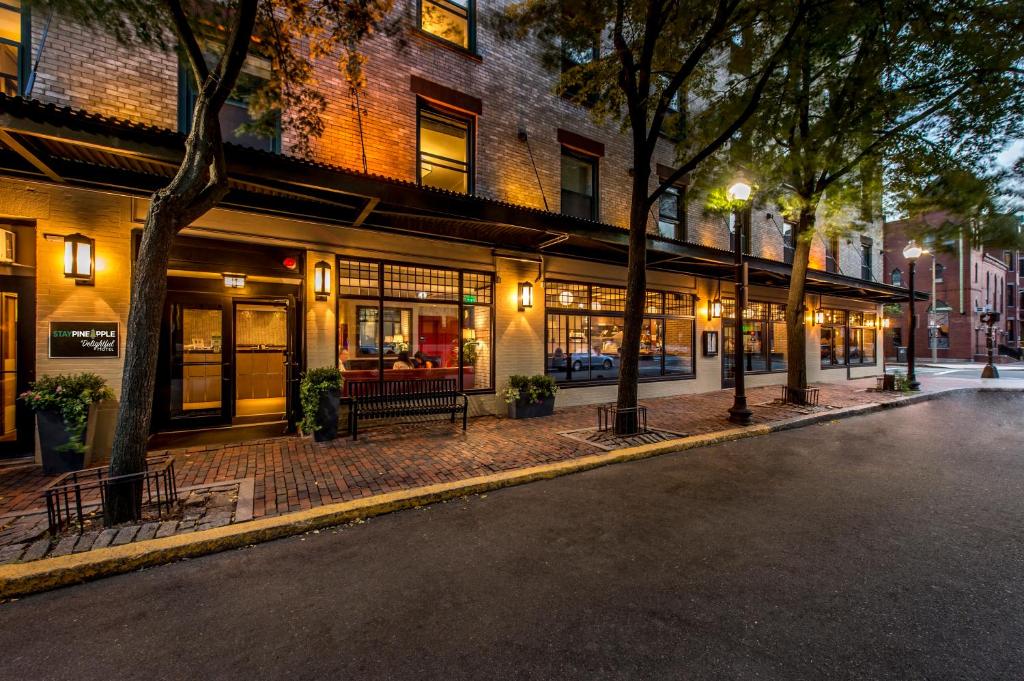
[463,294,477,303]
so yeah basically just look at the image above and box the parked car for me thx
[549,352,615,372]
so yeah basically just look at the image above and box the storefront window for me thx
[820,309,877,367]
[722,298,787,379]
[546,281,695,384]
[337,259,493,392]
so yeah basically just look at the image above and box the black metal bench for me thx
[347,378,468,440]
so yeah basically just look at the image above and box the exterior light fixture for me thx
[707,279,722,320]
[313,260,332,300]
[63,233,94,285]
[902,239,924,261]
[282,256,298,271]
[881,317,891,329]
[518,281,534,310]
[812,294,825,325]
[223,273,246,289]
[726,179,752,202]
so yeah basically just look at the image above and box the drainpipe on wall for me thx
[958,233,964,315]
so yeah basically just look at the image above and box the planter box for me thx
[313,387,342,442]
[507,395,555,419]
[37,409,85,475]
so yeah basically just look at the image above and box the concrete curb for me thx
[2,385,1020,599]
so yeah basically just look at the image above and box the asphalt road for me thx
[3,391,1024,680]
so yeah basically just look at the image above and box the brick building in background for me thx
[0,0,907,458]
[883,212,1020,362]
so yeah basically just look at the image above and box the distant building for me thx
[884,212,1020,362]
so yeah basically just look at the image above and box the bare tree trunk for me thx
[614,170,652,435]
[785,206,816,392]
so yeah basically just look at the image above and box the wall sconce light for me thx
[223,273,246,289]
[63,233,95,285]
[812,294,825,325]
[313,260,332,300]
[518,281,534,310]
[882,317,891,329]
[707,279,722,320]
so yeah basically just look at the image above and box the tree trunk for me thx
[784,205,817,392]
[614,170,652,435]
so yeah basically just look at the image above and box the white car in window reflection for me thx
[550,352,615,372]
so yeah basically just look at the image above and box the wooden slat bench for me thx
[347,378,468,440]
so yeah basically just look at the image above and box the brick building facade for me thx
[883,212,1018,362]
[0,1,903,457]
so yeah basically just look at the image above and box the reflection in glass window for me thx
[418,104,472,194]
[560,148,597,220]
[658,185,685,240]
[0,1,21,96]
[546,281,695,384]
[722,300,787,379]
[420,0,471,49]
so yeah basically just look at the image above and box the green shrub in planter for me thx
[300,367,344,441]
[20,373,113,474]
[502,374,558,419]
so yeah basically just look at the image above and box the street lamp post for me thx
[727,180,753,425]
[903,240,923,391]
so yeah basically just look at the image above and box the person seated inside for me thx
[392,351,414,370]
[412,350,427,368]
[339,347,351,371]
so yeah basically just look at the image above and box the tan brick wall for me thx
[304,250,338,371]
[0,178,132,396]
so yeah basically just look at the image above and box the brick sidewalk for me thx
[0,379,910,523]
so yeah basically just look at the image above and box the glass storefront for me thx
[545,281,695,384]
[722,298,788,380]
[821,309,877,367]
[337,259,493,392]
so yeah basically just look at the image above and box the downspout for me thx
[24,11,53,96]
[958,232,964,315]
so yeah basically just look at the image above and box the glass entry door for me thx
[233,302,288,421]
[169,301,229,426]
[0,293,17,442]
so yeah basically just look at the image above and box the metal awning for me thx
[0,94,923,303]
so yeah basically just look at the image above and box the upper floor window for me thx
[1009,283,1016,308]
[657,184,685,241]
[560,147,597,220]
[729,208,751,254]
[891,268,903,287]
[825,235,839,273]
[782,220,796,265]
[860,236,873,280]
[934,262,944,283]
[417,102,473,194]
[420,0,473,50]
[1005,250,1014,271]
[0,0,24,96]
[179,52,280,152]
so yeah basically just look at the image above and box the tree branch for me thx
[210,0,260,109]
[163,0,208,84]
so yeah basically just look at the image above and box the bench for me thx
[347,378,468,440]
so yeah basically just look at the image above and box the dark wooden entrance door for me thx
[162,294,232,430]
[0,276,34,457]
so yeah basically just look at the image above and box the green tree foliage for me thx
[730,0,1024,391]
[497,0,807,432]
[26,0,392,522]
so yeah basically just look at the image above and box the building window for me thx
[560,147,597,220]
[782,220,796,264]
[337,259,493,392]
[860,237,873,280]
[180,53,280,152]
[928,307,950,350]
[722,300,788,379]
[419,0,473,50]
[0,1,24,96]
[934,262,944,283]
[1005,251,1014,271]
[657,184,686,241]
[891,268,903,287]
[729,208,752,254]
[545,281,695,384]
[825,235,839,273]
[417,102,473,194]
[1007,320,1016,343]
[1009,283,1016,308]
[821,309,877,367]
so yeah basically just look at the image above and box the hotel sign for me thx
[48,322,120,358]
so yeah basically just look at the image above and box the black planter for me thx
[313,387,342,442]
[507,395,555,419]
[37,409,85,474]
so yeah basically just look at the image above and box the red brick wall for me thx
[24,0,881,271]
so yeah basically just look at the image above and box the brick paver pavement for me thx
[0,378,920,523]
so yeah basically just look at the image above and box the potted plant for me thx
[20,373,113,474]
[502,374,558,419]
[300,367,344,442]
